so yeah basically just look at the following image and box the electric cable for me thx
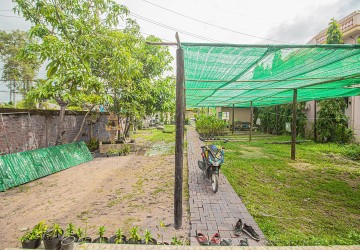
[130,12,225,43]
[141,0,293,44]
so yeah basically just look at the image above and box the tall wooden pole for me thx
[275,105,279,135]
[174,33,184,229]
[314,100,317,143]
[291,89,297,160]
[232,104,235,135]
[207,107,210,115]
[249,101,253,142]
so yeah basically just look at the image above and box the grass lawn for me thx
[133,125,175,143]
[216,133,360,246]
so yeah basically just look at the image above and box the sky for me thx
[1,0,360,102]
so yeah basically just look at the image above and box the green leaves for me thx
[326,18,343,44]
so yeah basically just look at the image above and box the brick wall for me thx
[0,108,110,154]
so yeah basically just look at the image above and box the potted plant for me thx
[43,223,64,250]
[142,229,157,245]
[65,223,78,242]
[61,236,75,250]
[20,221,47,249]
[76,227,91,243]
[92,225,108,243]
[109,228,126,244]
[127,226,141,244]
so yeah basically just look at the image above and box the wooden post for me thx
[207,107,210,115]
[275,105,279,135]
[232,104,235,135]
[249,101,253,142]
[291,89,297,160]
[174,33,184,230]
[314,100,317,142]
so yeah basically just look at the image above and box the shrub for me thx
[195,114,227,137]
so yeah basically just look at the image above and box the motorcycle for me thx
[198,144,225,193]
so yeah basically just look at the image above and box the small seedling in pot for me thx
[20,221,48,248]
[43,223,64,250]
[96,225,108,243]
[128,226,141,244]
[143,229,156,244]
[76,227,84,239]
[115,228,125,244]
[65,223,75,236]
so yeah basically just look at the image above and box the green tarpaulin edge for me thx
[0,141,93,191]
[181,43,360,108]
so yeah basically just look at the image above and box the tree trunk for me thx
[55,98,68,145]
[124,115,131,138]
[73,105,95,142]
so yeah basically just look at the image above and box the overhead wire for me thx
[130,12,225,43]
[141,0,293,44]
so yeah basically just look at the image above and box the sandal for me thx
[210,233,220,245]
[234,219,244,236]
[196,231,209,245]
[220,239,232,246]
[239,238,249,246]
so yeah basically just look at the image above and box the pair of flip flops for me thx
[196,232,231,246]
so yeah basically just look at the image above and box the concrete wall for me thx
[216,107,251,123]
[0,108,110,154]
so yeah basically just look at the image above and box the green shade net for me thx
[183,43,360,107]
[0,141,93,191]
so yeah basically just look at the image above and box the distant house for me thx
[216,107,251,130]
[306,10,360,140]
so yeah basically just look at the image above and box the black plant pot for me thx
[115,140,124,144]
[79,237,92,243]
[69,234,79,242]
[43,235,63,250]
[142,238,157,245]
[126,239,142,244]
[21,238,41,249]
[109,235,127,244]
[92,237,109,243]
[61,236,75,250]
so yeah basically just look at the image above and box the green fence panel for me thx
[0,141,92,191]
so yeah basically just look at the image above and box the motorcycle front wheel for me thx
[211,173,219,193]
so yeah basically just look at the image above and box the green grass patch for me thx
[133,125,175,143]
[216,136,360,246]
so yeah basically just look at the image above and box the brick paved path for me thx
[187,127,266,246]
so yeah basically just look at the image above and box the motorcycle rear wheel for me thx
[211,173,219,193]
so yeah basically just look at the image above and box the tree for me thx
[0,30,40,105]
[14,0,132,144]
[316,18,353,143]
[326,18,343,44]
[15,0,175,144]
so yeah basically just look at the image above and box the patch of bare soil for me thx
[289,162,316,171]
[0,154,189,249]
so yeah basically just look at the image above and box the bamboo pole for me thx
[291,89,297,160]
[174,33,184,230]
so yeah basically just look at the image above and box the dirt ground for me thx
[0,152,189,249]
